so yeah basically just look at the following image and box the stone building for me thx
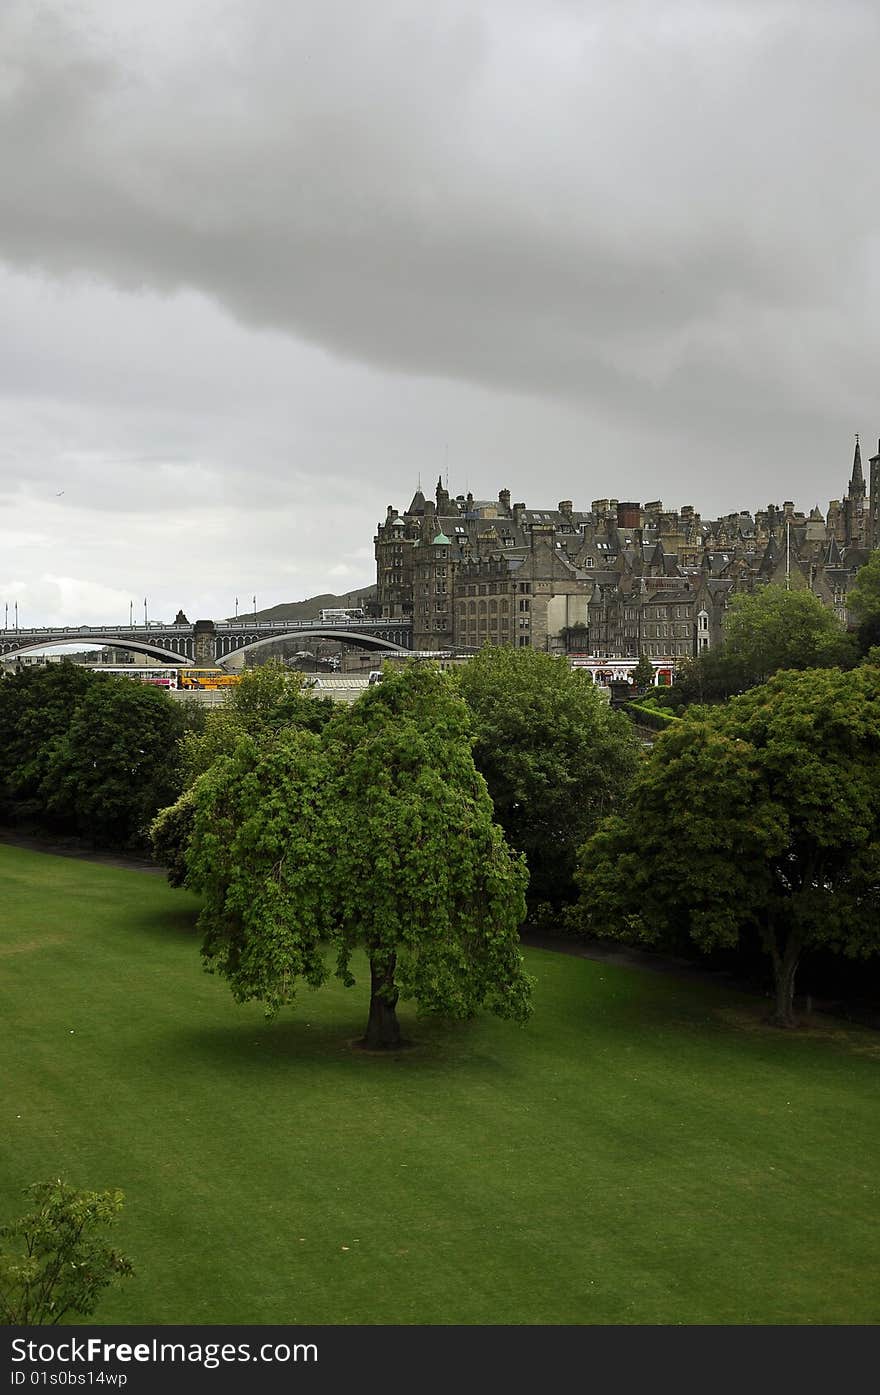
[372,438,880,658]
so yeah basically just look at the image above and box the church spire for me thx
[849,433,865,496]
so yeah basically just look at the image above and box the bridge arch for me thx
[0,635,193,665]
[216,628,412,667]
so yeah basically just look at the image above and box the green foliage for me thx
[149,786,198,888]
[456,647,641,906]
[626,702,681,731]
[327,665,532,1029]
[631,652,654,691]
[0,664,96,821]
[578,667,880,1024]
[660,650,748,709]
[224,658,333,732]
[187,664,532,1041]
[721,585,856,684]
[42,679,187,848]
[847,549,880,627]
[855,611,880,658]
[666,588,857,711]
[0,664,187,847]
[180,660,333,785]
[0,1179,133,1325]
[190,730,333,1015]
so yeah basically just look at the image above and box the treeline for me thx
[4,562,880,1032]
[0,665,193,848]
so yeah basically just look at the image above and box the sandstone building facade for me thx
[372,438,880,658]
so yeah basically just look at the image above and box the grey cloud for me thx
[2,0,879,626]
[1,0,878,425]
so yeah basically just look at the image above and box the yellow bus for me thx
[178,668,242,690]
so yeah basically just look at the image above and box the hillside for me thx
[226,584,376,623]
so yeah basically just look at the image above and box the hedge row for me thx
[625,702,682,731]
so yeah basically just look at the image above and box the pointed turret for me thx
[849,434,865,497]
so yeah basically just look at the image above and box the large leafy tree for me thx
[188,664,532,1048]
[326,664,532,1045]
[721,585,855,684]
[43,678,187,847]
[0,663,96,823]
[189,729,333,1014]
[456,647,641,906]
[662,586,857,711]
[578,668,880,1026]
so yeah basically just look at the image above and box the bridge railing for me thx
[1,619,411,635]
[215,619,412,630]
[0,624,194,635]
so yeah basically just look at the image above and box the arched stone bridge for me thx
[0,617,413,666]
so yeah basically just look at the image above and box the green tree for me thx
[180,660,333,785]
[224,658,333,731]
[0,1180,133,1325]
[456,647,641,906]
[0,664,96,825]
[659,649,751,709]
[631,652,654,692]
[190,729,333,1012]
[847,549,880,625]
[150,785,198,887]
[847,551,880,656]
[327,664,532,1045]
[156,661,335,882]
[187,665,532,1048]
[721,585,855,685]
[43,679,187,847]
[578,667,880,1026]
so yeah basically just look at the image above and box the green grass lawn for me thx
[2,842,879,1325]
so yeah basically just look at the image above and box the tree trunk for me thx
[363,953,401,1049]
[769,934,801,1028]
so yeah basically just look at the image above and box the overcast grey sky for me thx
[2,0,878,625]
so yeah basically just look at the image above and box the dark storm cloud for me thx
[1,0,877,434]
[2,0,879,625]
